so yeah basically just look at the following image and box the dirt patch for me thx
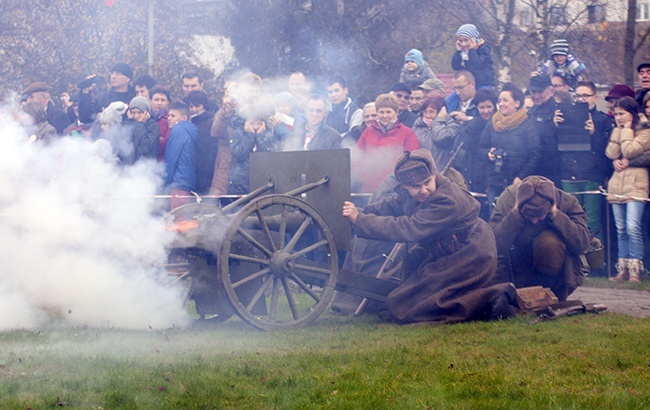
[568,287,650,317]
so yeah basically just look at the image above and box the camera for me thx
[494,149,506,173]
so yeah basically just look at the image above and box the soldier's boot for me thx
[628,259,643,283]
[609,258,629,282]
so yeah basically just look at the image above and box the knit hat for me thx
[100,101,127,125]
[605,84,635,102]
[550,39,570,57]
[110,62,134,79]
[394,149,437,185]
[418,78,445,92]
[404,49,424,67]
[456,24,480,40]
[23,82,50,95]
[129,96,151,114]
[516,176,556,220]
[528,74,552,92]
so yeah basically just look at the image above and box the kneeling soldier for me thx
[342,149,517,324]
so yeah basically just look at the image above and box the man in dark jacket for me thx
[528,74,560,186]
[555,81,612,243]
[489,176,590,301]
[164,102,199,210]
[184,90,217,195]
[78,63,137,124]
[23,82,71,134]
[635,62,650,110]
[342,149,518,324]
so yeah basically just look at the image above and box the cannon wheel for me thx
[219,195,338,330]
[162,203,233,323]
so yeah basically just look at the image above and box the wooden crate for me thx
[516,286,559,311]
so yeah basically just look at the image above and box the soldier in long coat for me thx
[342,149,516,324]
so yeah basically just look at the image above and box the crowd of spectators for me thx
[15,26,650,293]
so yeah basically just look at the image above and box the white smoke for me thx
[0,104,190,331]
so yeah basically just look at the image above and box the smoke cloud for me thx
[0,103,190,331]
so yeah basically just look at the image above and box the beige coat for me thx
[605,126,650,203]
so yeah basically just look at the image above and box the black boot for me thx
[487,283,518,321]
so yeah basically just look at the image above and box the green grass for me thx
[0,311,649,409]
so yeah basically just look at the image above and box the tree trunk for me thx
[625,0,637,87]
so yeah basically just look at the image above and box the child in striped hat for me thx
[540,39,585,90]
[451,23,496,89]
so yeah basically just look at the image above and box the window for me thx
[588,4,606,23]
[550,6,569,26]
[638,1,650,21]
[519,9,533,27]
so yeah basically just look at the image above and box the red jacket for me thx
[354,121,419,193]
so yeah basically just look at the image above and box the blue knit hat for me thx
[405,49,424,67]
[456,24,480,40]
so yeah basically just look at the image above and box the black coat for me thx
[479,115,541,190]
[528,98,560,185]
[192,110,218,195]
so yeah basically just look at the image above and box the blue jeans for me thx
[611,201,645,260]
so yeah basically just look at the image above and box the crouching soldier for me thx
[489,176,590,301]
[342,149,518,324]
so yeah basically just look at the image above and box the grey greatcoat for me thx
[353,174,510,324]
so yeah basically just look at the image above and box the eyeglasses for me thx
[575,93,595,99]
[394,93,409,99]
[452,83,471,91]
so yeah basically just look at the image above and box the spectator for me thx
[23,82,71,134]
[635,62,650,111]
[92,101,132,164]
[78,63,136,124]
[181,70,218,111]
[63,94,94,139]
[418,78,447,100]
[551,75,570,102]
[342,149,518,323]
[409,86,427,116]
[288,71,312,112]
[267,91,303,150]
[455,88,498,197]
[605,84,635,119]
[133,74,157,99]
[286,94,341,151]
[345,102,376,145]
[150,85,172,161]
[451,24,496,89]
[540,39,585,91]
[489,176,590,301]
[554,81,613,243]
[164,101,199,210]
[527,74,560,185]
[325,75,363,137]
[354,93,419,193]
[399,49,436,88]
[606,97,650,283]
[479,83,540,212]
[124,96,159,164]
[22,101,57,144]
[446,70,478,124]
[411,96,460,171]
[184,90,217,195]
[228,115,273,195]
[390,82,417,128]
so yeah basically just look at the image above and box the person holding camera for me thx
[479,83,540,214]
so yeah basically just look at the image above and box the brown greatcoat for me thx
[354,174,509,324]
[489,183,590,301]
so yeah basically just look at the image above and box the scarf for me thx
[491,108,528,132]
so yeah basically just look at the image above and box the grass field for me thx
[1,301,649,409]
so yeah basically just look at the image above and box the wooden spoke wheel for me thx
[162,203,233,323]
[219,195,338,330]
